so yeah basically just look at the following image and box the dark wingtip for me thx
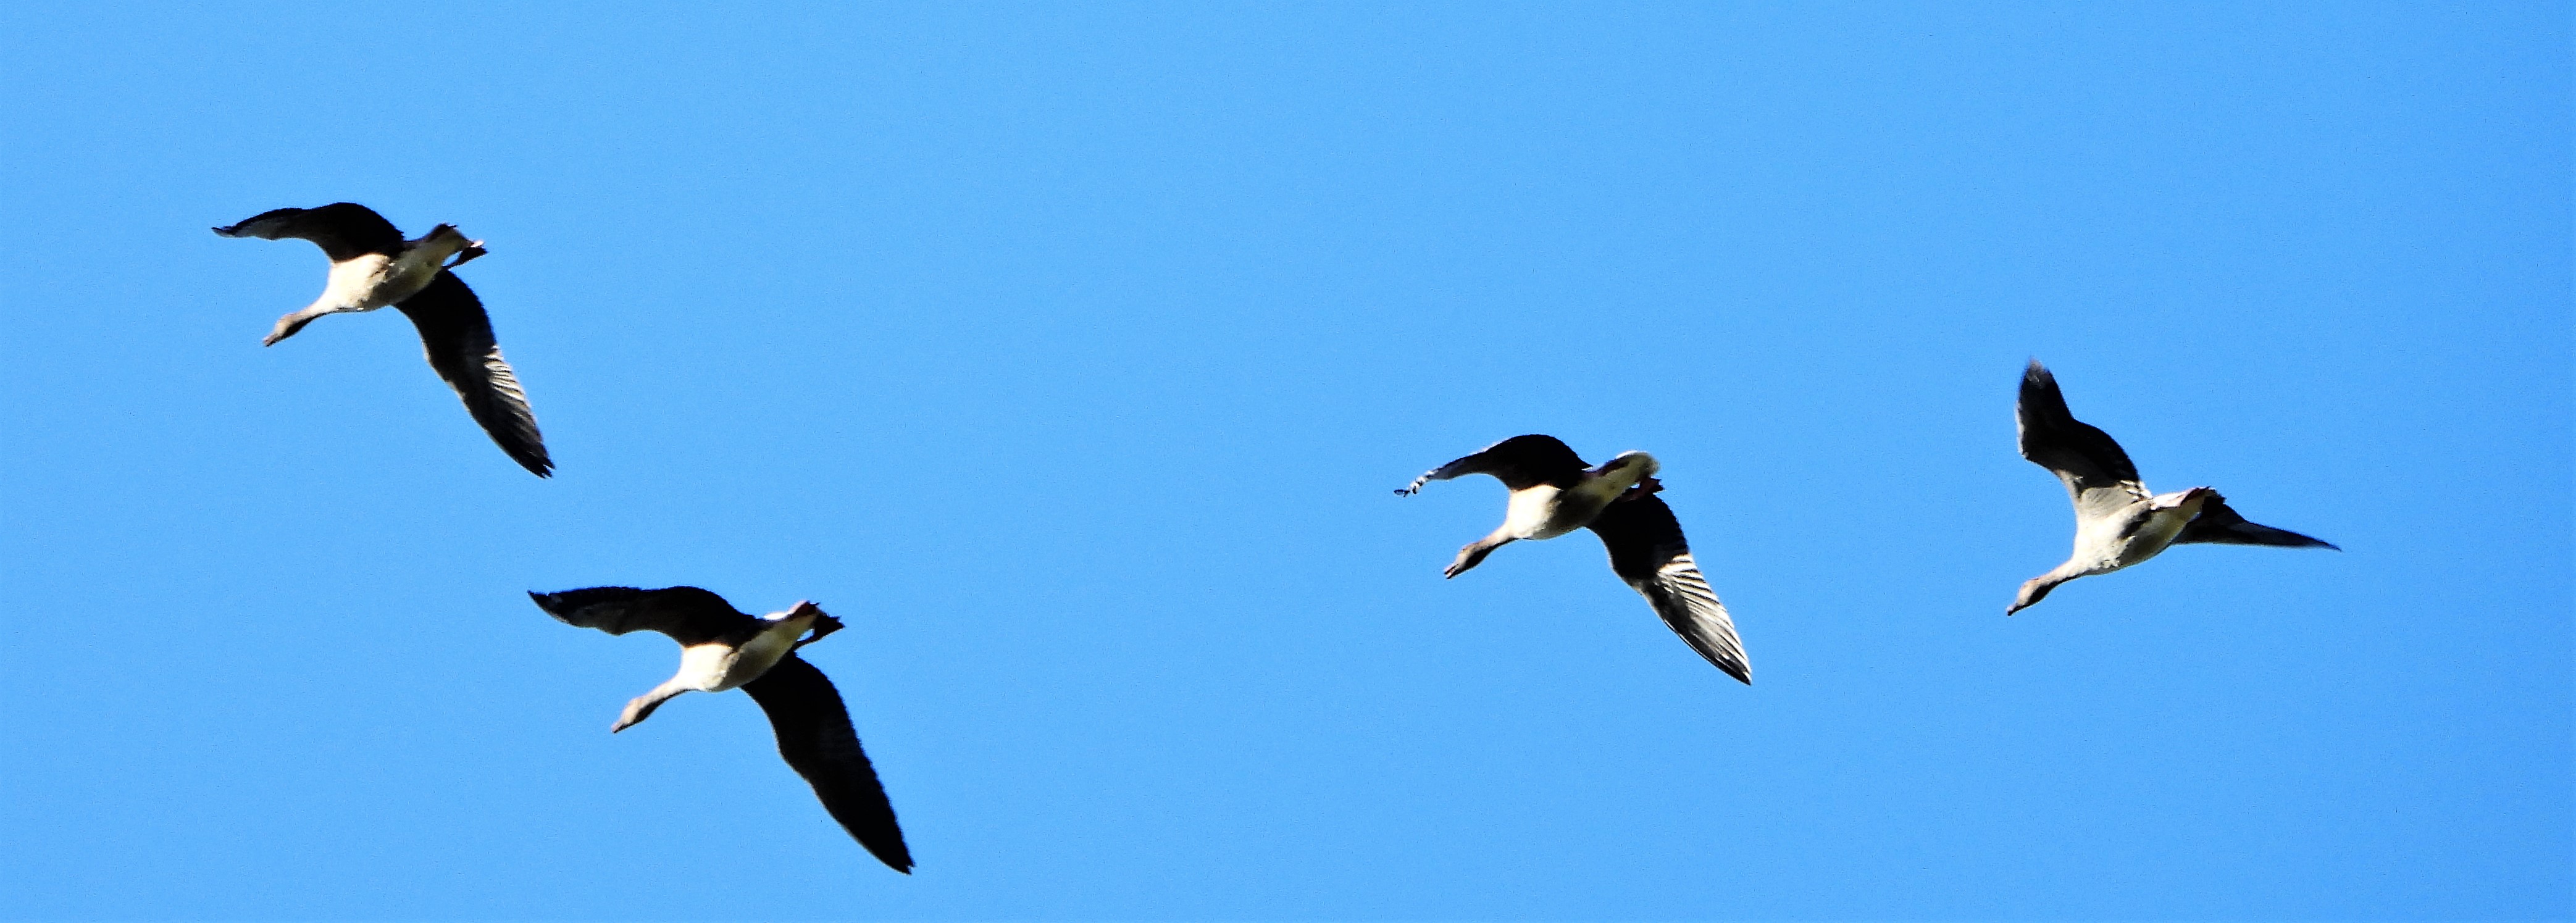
[2017,359,2076,427]
[862,839,915,874]
[527,590,562,614]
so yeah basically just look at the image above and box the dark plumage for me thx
[215,203,550,477]
[1402,435,1752,683]
[398,273,550,477]
[529,586,913,873]
[214,203,407,262]
[2010,361,2337,615]
[1587,488,1751,683]
[1396,433,1592,495]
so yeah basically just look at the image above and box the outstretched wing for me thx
[743,654,914,874]
[1397,434,1590,495]
[396,272,552,477]
[1586,492,1751,685]
[527,587,748,646]
[2174,494,2339,549]
[212,203,404,262]
[2018,361,2147,520]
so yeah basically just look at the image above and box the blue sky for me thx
[1,3,2567,920]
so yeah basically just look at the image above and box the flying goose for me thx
[529,586,913,873]
[214,203,551,477]
[2011,360,2338,614]
[1398,435,1750,684]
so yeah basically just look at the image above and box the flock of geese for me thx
[215,202,2340,875]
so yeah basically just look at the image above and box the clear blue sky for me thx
[2,4,2567,920]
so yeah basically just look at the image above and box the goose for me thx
[214,203,551,477]
[1398,435,1750,684]
[2011,360,2338,615]
[528,586,913,873]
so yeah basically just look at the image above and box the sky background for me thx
[2,3,2568,921]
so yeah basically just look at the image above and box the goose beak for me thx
[448,241,488,269]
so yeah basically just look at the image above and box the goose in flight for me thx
[529,586,913,873]
[1398,435,1750,684]
[214,203,551,477]
[2011,361,2338,615]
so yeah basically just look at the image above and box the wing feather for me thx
[2173,494,2338,549]
[212,203,404,262]
[396,272,553,477]
[1398,434,1590,495]
[527,587,749,646]
[743,654,914,873]
[1587,493,1752,684]
[2018,361,2147,520]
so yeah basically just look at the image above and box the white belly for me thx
[2072,502,2196,575]
[316,250,444,312]
[1503,485,1608,540]
[675,625,802,693]
[2115,506,2196,567]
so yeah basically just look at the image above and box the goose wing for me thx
[212,203,404,262]
[743,653,914,873]
[1586,491,1751,685]
[1397,434,1590,495]
[395,272,552,477]
[2173,493,2339,549]
[527,586,751,646]
[2018,361,2147,520]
